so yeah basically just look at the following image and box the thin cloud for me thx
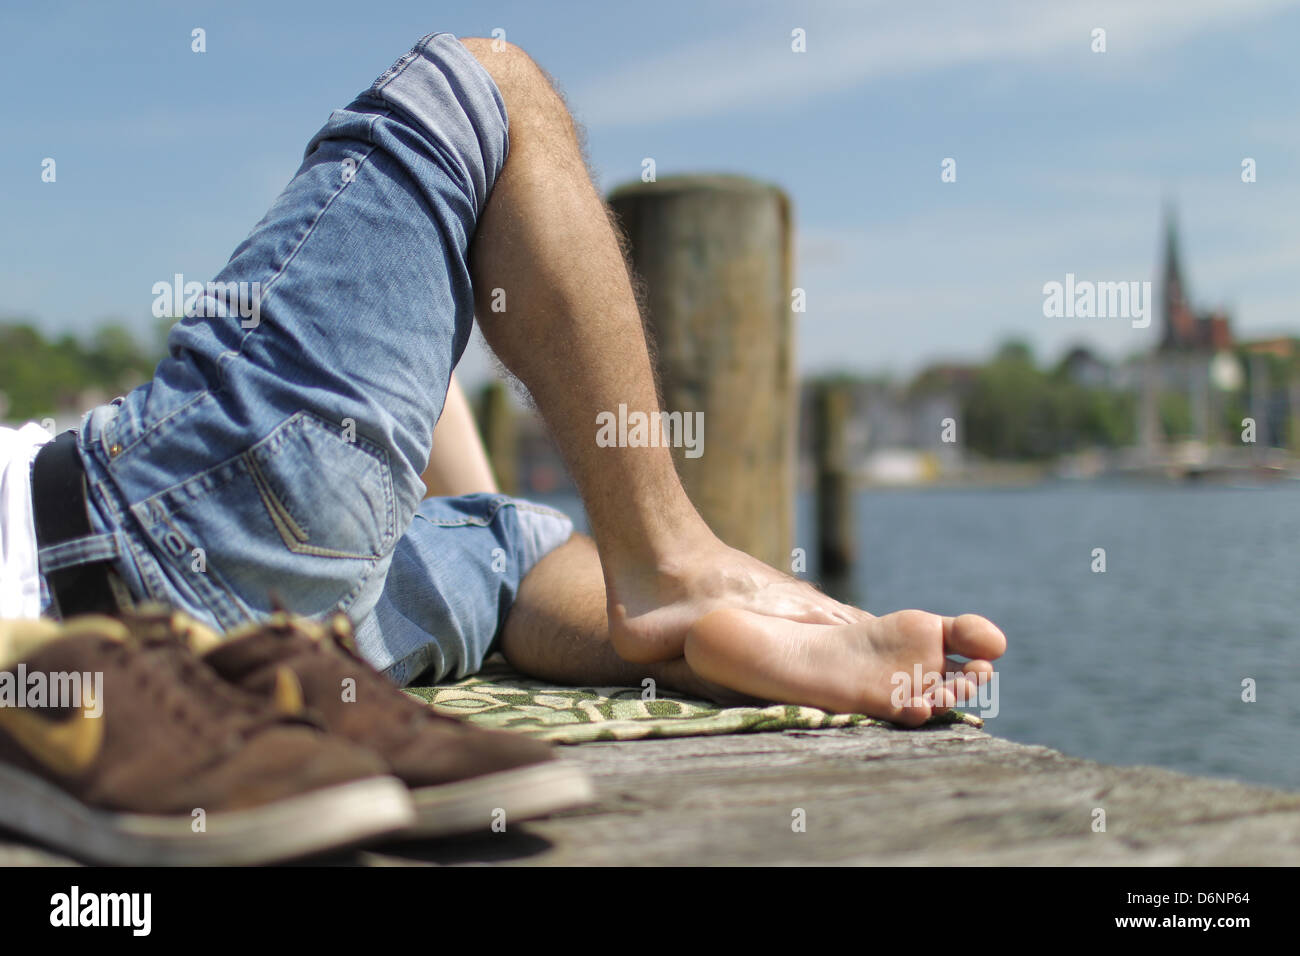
[572,0,1296,128]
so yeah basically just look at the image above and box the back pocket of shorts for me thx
[244,411,395,560]
[130,411,396,623]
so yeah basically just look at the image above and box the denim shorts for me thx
[42,33,574,685]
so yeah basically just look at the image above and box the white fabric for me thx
[0,423,54,618]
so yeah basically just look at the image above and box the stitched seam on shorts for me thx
[412,495,511,528]
[370,33,497,219]
[215,111,386,377]
[510,501,572,523]
[410,497,570,529]
[373,33,440,95]
[133,452,247,522]
[246,452,382,560]
[108,389,211,464]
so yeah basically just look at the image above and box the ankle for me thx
[604,516,719,579]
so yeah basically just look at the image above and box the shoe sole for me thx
[0,763,414,866]
[405,759,595,838]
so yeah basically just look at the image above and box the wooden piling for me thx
[1290,377,1300,453]
[476,380,518,495]
[607,175,795,569]
[811,380,855,580]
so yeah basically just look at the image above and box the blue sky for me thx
[2,0,1299,386]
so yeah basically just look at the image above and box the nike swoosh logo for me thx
[0,703,105,776]
[273,666,305,717]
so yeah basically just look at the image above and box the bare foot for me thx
[606,536,865,663]
[683,608,1006,727]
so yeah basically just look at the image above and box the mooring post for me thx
[607,175,795,570]
[476,379,518,495]
[1290,376,1300,453]
[812,380,855,579]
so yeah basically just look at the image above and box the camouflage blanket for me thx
[405,656,982,745]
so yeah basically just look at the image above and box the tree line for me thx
[0,319,168,421]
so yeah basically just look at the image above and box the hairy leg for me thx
[460,39,870,663]
[456,37,1007,717]
[499,533,746,703]
[461,39,690,563]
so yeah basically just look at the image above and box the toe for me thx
[894,697,933,728]
[925,681,957,716]
[942,613,1006,661]
[942,670,979,708]
[957,657,995,676]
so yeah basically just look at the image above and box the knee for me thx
[458,35,533,79]
[458,37,573,137]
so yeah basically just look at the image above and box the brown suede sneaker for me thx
[199,611,594,838]
[0,612,413,865]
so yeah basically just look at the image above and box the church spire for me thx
[1161,204,1191,349]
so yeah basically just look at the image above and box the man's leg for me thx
[379,327,986,718]
[446,40,1004,722]
[364,371,713,697]
[412,355,982,717]
[498,532,746,702]
[460,40,851,663]
[370,508,979,721]
[419,375,499,498]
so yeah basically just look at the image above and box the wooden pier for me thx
[357,724,1300,866]
[4,722,1297,865]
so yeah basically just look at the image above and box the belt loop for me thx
[31,430,131,619]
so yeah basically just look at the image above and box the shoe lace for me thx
[108,614,322,754]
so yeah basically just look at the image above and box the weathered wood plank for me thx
[4,725,1297,866]
[362,726,1300,866]
[608,175,796,569]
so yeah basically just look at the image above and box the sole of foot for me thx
[685,607,1004,727]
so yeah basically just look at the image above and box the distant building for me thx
[1139,208,1300,452]
[1239,336,1298,360]
[798,377,966,484]
[1159,209,1233,353]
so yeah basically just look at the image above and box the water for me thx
[536,482,1300,791]
[800,482,1300,792]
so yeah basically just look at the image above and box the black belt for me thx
[31,431,127,618]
